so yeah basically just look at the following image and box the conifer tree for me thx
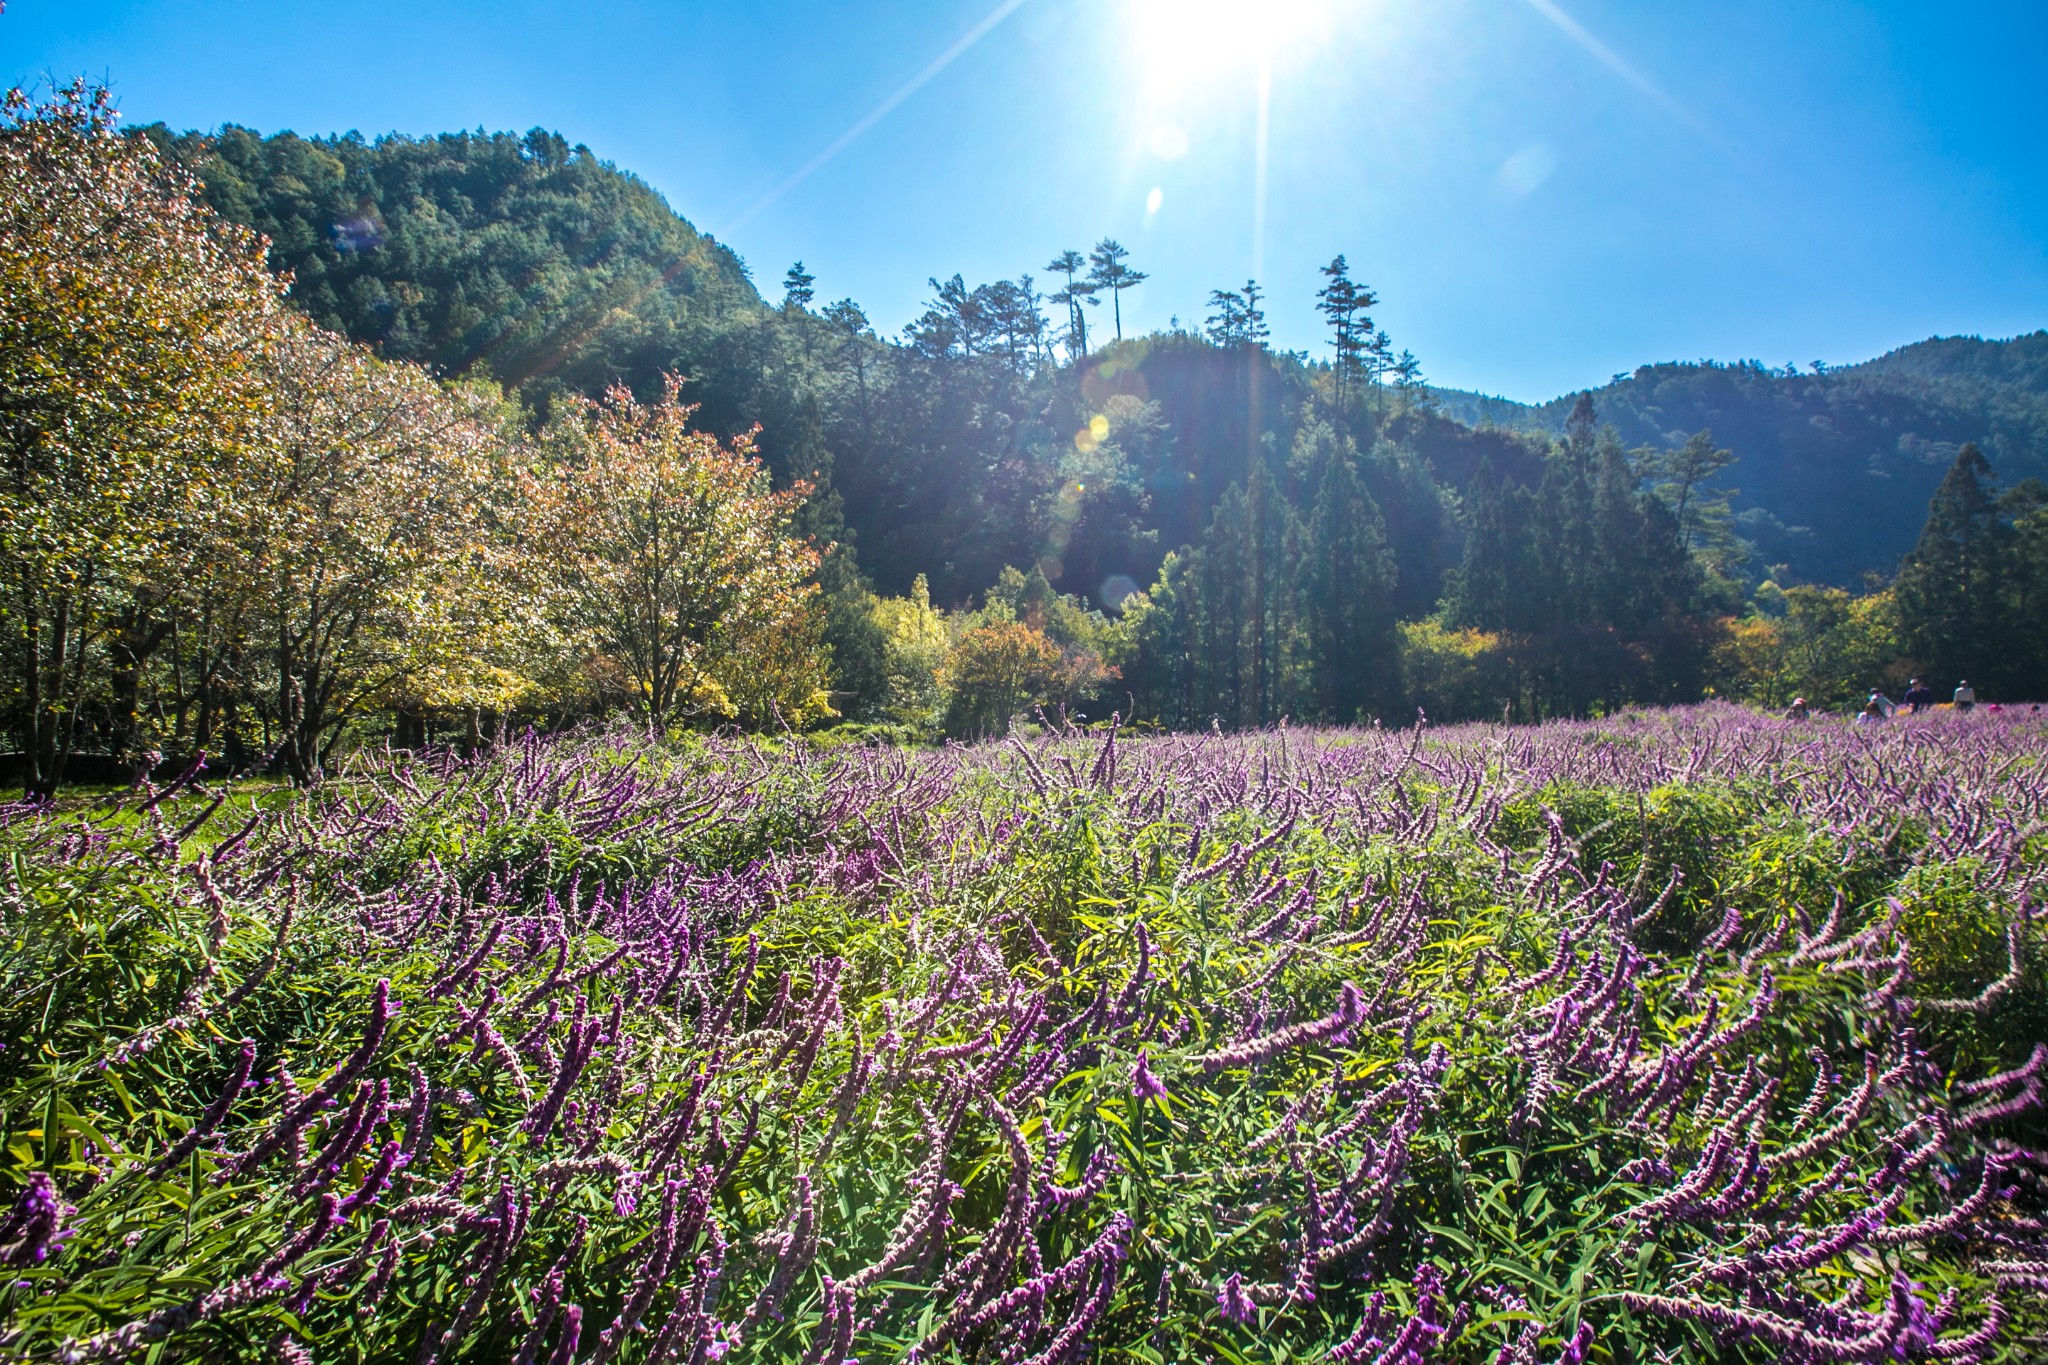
[1086,239,1146,342]
[1300,425,1396,721]
[1999,481,2048,695]
[1452,459,1522,633]
[1196,484,1252,723]
[781,261,816,311]
[1564,393,1598,459]
[1240,280,1270,347]
[1316,256,1378,411]
[1044,249,1096,358]
[1648,429,1737,555]
[1123,551,1198,725]
[789,395,890,720]
[1204,287,1247,346]
[1895,443,2007,688]
[1205,280,1270,348]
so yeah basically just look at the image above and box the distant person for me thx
[1954,680,1976,713]
[1856,699,1886,726]
[1902,678,1935,714]
[1867,690,1896,719]
[1785,697,1810,721]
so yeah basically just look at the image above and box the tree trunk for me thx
[26,594,72,802]
[20,594,43,800]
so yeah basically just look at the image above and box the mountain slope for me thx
[141,123,764,398]
[1436,333,2048,583]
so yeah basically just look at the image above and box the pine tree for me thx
[1204,280,1270,349]
[1647,429,1737,554]
[1087,239,1147,342]
[823,299,874,438]
[1240,280,1270,347]
[1316,256,1378,412]
[1044,249,1096,358]
[1300,425,1396,721]
[782,262,816,311]
[1392,349,1426,410]
[1205,287,1247,346]
[1895,443,2008,688]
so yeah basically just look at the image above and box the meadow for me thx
[0,704,2043,1363]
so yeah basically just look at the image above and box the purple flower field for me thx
[0,703,2043,1362]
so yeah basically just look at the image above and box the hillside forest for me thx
[7,85,2048,794]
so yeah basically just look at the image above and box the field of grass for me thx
[1,704,2043,1363]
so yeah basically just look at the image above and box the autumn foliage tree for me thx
[531,382,829,728]
[941,620,1069,738]
[0,82,282,796]
[220,319,512,782]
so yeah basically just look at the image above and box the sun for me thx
[1129,0,1333,93]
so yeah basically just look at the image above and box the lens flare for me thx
[1130,0,1332,92]
[1148,122,1190,159]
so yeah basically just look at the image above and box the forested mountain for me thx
[138,124,761,401]
[1436,333,2048,584]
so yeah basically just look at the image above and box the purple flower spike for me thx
[1132,1050,1169,1103]
[0,1172,70,1267]
[1217,1271,1256,1324]
[1554,1321,1593,1365]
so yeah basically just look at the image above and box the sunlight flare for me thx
[1131,0,1332,92]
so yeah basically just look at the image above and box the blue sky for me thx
[6,0,2045,401]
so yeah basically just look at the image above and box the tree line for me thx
[3,88,825,797]
[6,91,2045,796]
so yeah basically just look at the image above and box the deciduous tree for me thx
[533,380,828,727]
[941,619,1067,737]
[0,82,283,796]
[226,318,507,783]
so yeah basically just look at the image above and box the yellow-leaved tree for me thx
[0,82,282,796]
[530,381,831,729]
[872,574,949,730]
[940,620,1070,738]
[214,316,511,783]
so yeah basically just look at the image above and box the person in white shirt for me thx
[1954,680,1976,713]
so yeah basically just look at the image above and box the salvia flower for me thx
[1216,1272,1256,1325]
[0,1172,71,1267]
[1131,1050,1168,1103]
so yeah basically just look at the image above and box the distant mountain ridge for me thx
[1428,331,2048,583]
